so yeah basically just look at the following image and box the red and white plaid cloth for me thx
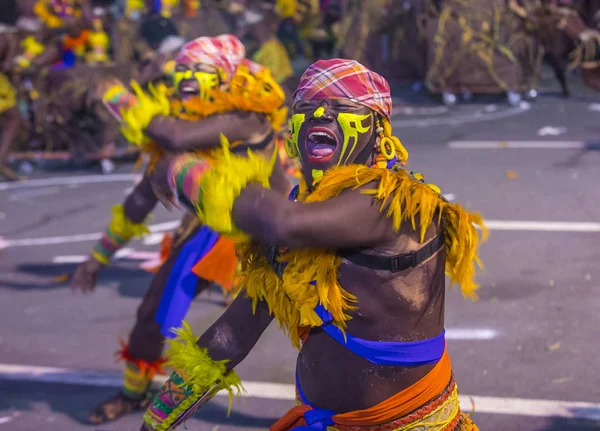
[293,58,392,120]
[175,34,246,81]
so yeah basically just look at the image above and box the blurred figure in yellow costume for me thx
[86,7,110,64]
[237,1,293,84]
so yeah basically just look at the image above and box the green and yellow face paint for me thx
[174,67,221,101]
[286,113,305,158]
[336,112,371,165]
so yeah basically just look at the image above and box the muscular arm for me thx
[123,173,159,223]
[231,183,395,249]
[145,111,272,151]
[71,173,160,291]
[197,292,274,372]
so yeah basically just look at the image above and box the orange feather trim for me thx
[115,339,166,376]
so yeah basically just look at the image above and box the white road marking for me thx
[51,255,88,264]
[3,219,598,250]
[485,220,600,232]
[52,251,161,264]
[0,174,141,191]
[140,258,163,270]
[448,141,586,149]
[445,329,497,340]
[392,102,530,128]
[0,220,180,248]
[114,247,135,258]
[537,126,567,137]
[0,363,599,420]
[125,251,161,260]
[143,233,166,246]
[588,103,600,112]
[8,186,61,202]
[0,417,13,425]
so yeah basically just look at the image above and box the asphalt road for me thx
[1,70,600,431]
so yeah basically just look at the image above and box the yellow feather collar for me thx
[238,165,488,349]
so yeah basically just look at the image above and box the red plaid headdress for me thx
[175,34,246,81]
[293,59,392,120]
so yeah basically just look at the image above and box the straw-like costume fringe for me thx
[568,30,600,71]
[143,322,243,430]
[329,382,462,431]
[237,164,487,349]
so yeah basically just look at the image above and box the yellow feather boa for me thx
[164,322,243,410]
[195,135,277,237]
[193,145,488,349]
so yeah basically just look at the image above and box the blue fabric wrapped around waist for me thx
[289,305,446,430]
[155,225,220,337]
[293,369,337,431]
[314,304,445,366]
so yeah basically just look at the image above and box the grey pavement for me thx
[0,69,599,431]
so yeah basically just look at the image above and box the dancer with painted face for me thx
[142,58,487,431]
[69,34,289,425]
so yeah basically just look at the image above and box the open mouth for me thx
[305,127,338,163]
[178,79,200,99]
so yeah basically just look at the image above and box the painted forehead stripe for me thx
[293,58,392,120]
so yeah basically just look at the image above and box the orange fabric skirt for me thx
[271,350,477,431]
[144,224,238,292]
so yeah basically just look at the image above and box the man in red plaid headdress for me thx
[140,58,485,431]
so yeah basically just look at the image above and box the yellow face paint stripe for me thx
[311,169,323,184]
[313,106,325,118]
[289,113,305,157]
[336,113,371,165]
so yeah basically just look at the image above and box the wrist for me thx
[142,322,243,430]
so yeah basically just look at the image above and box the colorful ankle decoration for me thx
[92,205,150,265]
[142,321,243,431]
[116,340,166,399]
[122,361,154,399]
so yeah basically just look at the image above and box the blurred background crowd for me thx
[0,0,599,181]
